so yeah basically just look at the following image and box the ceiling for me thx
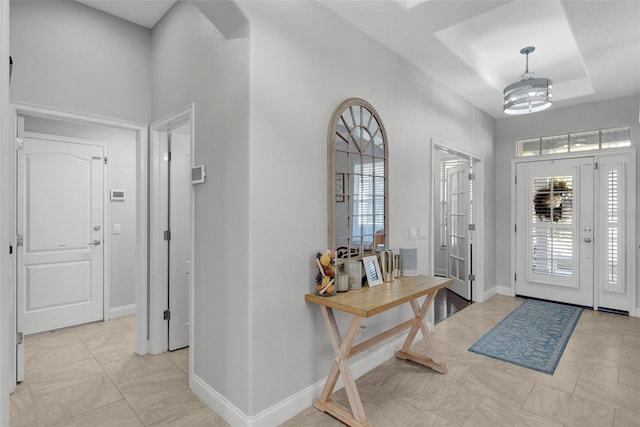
[76,0,640,119]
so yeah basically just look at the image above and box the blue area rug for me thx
[468,299,583,374]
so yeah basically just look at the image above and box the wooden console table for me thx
[305,274,453,427]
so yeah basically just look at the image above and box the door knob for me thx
[584,237,592,243]
[89,239,101,246]
[94,225,101,231]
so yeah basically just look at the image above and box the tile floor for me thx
[283,295,640,427]
[10,295,640,426]
[9,315,228,427]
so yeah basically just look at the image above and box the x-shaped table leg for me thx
[313,306,371,427]
[395,290,448,374]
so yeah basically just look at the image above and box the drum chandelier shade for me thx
[503,46,552,115]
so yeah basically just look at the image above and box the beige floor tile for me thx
[409,380,485,425]
[9,414,38,427]
[463,396,562,427]
[167,347,189,373]
[102,352,180,386]
[134,389,219,425]
[50,399,143,427]
[618,364,640,390]
[623,333,640,351]
[10,382,34,420]
[25,340,95,374]
[503,364,580,394]
[574,375,640,414]
[614,407,640,427]
[589,346,640,370]
[455,364,535,407]
[119,374,190,411]
[31,375,122,427]
[522,383,615,427]
[557,350,621,381]
[28,358,106,397]
[280,406,347,427]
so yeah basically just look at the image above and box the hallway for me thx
[9,316,227,426]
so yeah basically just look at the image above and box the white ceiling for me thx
[76,0,640,119]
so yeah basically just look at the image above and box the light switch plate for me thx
[409,227,417,240]
[418,226,427,239]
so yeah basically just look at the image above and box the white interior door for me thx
[447,163,471,300]
[168,124,191,351]
[516,158,594,306]
[17,136,104,337]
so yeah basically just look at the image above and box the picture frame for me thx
[362,255,383,287]
[335,172,345,202]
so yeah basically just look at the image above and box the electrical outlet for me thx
[418,226,427,239]
[357,325,367,340]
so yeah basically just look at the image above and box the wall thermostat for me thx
[192,165,206,184]
[110,189,126,201]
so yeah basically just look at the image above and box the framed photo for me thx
[362,255,383,287]
[335,173,345,202]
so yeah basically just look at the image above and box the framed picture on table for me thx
[362,255,383,287]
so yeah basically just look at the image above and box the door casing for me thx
[7,103,149,392]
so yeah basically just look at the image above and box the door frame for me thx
[5,103,149,393]
[149,104,195,356]
[430,139,486,303]
[510,149,637,316]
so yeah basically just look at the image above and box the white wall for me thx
[495,95,640,309]
[9,0,151,124]
[150,1,252,414]
[238,0,495,417]
[22,116,138,312]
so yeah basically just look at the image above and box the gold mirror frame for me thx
[328,98,388,264]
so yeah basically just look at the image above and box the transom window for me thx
[517,127,630,157]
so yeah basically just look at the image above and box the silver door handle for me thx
[584,237,592,243]
[89,240,101,246]
[94,225,101,231]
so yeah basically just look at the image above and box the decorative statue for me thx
[534,179,571,222]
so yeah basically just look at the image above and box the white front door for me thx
[516,158,594,306]
[17,136,104,336]
[168,124,191,351]
[447,163,471,300]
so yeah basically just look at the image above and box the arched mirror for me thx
[328,98,388,262]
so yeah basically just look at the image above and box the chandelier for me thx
[503,46,552,115]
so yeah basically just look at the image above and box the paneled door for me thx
[17,136,104,336]
[447,163,471,300]
[515,158,594,306]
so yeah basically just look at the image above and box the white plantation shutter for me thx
[603,164,625,293]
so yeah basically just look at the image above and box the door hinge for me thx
[164,151,171,162]
[468,173,475,180]
[514,175,517,185]
[595,162,598,170]
[514,273,517,282]
[104,157,108,165]
[16,234,23,247]
[514,224,517,233]
[17,332,23,345]
[16,137,23,150]
[163,310,171,321]
[468,224,475,231]
[164,230,171,241]
[468,274,476,281]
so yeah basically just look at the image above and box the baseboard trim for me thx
[191,329,424,426]
[483,287,498,301]
[496,286,514,297]
[108,304,135,320]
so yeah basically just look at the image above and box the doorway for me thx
[513,151,636,313]
[11,105,149,386]
[149,105,194,354]
[432,144,479,302]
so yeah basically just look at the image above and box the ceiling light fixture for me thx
[503,46,552,115]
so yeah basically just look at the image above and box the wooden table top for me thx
[305,274,453,318]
